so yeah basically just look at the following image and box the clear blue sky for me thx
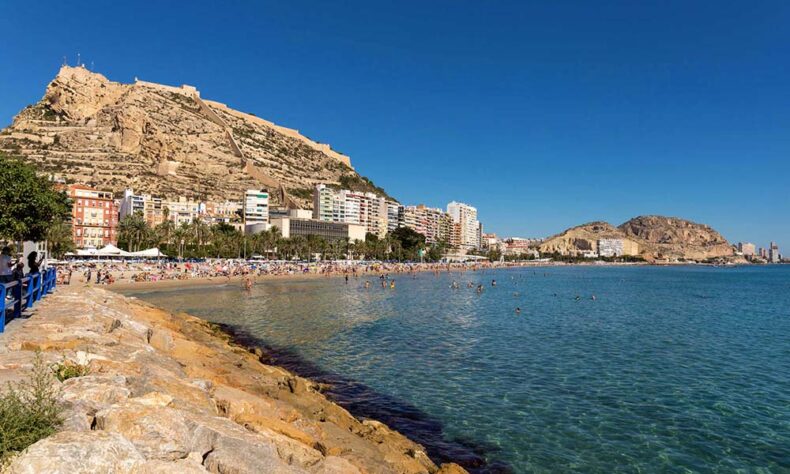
[1,1,788,250]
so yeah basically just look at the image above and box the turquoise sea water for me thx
[125,266,790,473]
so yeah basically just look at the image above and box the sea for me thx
[124,265,790,473]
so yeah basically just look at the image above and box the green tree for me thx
[389,226,426,261]
[0,155,71,242]
[45,219,75,258]
[117,213,153,252]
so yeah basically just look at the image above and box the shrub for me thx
[51,360,90,382]
[0,353,63,464]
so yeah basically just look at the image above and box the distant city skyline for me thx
[1,1,788,250]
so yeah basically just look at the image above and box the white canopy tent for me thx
[65,245,166,259]
[129,248,167,258]
[94,244,132,257]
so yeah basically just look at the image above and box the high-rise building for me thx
[402,205,451,244]
[737,242,756,257]
[68,184,119,248]
[386,201,403,232]
[447,201,481,250]
[119,189,145,219]
[769,242,780,263]
[312,185,390,238]
[243,189,270,232]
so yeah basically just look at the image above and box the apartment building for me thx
[68,184,119,248]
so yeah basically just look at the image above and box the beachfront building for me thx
[312,184,390,238]
[166,196,202,226]
[119,189,169,227]
[402,205,452,244]
[447,201,481,250]
[243,189,269,225]
[598,238,625,257]
[737,242,756,257]
[271,215,366,242]
[387,201,404,232]
[204,200,243,224]
[68,184,119,248]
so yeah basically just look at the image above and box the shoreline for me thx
[103,260,654,292]
[0,286,469,473]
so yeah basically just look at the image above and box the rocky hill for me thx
[0,66,389,206]
[538,221,640,256]
[618,215,734,261]
[539,216,735,261]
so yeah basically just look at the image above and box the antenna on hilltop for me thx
[90,60,94,71]
[62,56,68,67]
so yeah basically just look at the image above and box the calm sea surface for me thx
[124,266,790,473]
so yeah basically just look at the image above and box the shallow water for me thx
[125,266,790,473]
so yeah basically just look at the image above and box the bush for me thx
[51,360,90,382]
[0,353,63,464]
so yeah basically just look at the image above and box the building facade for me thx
[769,242,780,263]
[402,205,452,244]
[69,185,119,248]
[737,242,756,256]
[447,201,481,250]
[312,185,390,238]
[271,217,366,242]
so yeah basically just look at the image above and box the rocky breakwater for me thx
[0,286,465,474]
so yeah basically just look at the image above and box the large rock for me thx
[6,431,144,474]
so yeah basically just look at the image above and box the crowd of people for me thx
[48,258,541,287]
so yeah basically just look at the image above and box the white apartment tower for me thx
[243,189,270,226]
[313,184,389,238]
[447,201,481,250]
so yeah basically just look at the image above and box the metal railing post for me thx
[13,279,22,319]
[0,285,6,333]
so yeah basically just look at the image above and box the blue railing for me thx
[0,267,57,333]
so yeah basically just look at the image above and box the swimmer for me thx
[364,281,371,289]
[243,276,253,291]
[575,295,581,301]
[476,284,484,294]
[390,280,396,289]
[491,279,497,287]
[515,307,521,314]
[591,295,596,301]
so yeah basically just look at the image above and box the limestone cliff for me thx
[0,287,465,473]
[0,66,388,206]
[618,215,734,261]
[539,216,735,261]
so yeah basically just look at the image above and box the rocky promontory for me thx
[0,287,465,473]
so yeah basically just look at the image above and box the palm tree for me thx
[118,213,151,252]
[46,219,75,258]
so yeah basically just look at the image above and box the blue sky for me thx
[1,1,788,250]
